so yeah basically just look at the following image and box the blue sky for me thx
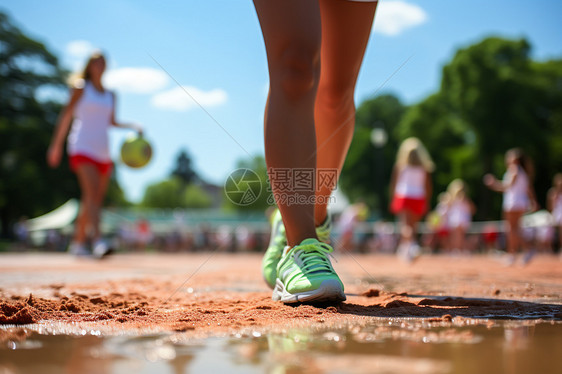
[1,0,561,202]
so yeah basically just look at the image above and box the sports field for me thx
[1,252,560,373]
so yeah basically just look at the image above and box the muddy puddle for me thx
[1,319,560,374]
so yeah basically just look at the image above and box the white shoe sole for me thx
[272,278,346,304]
[93,243,113,259]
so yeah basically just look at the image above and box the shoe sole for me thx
[93,247,114,260]
[272,278,346,304]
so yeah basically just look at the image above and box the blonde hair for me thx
[437,191,451,204]
[395,137,435,172]
[447,179,467,201]
[67,50,106,87]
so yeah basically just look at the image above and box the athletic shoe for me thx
[272,238,345,304]
[262,209,286,288]
[92,239,112,259]
[315,213,332,243]
[262,210,332,289]
[502,254,516,267]
[68,242,89,256]
[521,248,536,266]
[397,241,421,263]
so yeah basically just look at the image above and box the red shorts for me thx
[437,227,450,238]
[391,196,427,216]
[69,154,113,176]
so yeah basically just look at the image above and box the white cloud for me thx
[151,86,228,112]
[65,40,97,59]
[64,40,98,71]
[104,67,169,94]
[373,1,428,36]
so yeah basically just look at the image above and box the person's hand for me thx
[47,144,62,168]
[132,123,143,136]
[483,174,495,187]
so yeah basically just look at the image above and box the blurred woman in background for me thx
[47,51,141,257]
[484,148,538,265]
[389,137,434,262]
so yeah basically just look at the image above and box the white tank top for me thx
[394,165,426,199]
[67,81,113,162]
[447,199,472,228]
[503,166,530,211]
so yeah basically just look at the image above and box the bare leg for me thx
[93,171,111,240]
[504,210,524,254]
[400,210,420,244]
[254,0,321,246]
[74,165,102,243]
[314,0,377,225]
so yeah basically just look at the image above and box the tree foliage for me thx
[340,94,405,214]
[438,37,562,218]
[0,12,75,237]
[141,177,213,209]
[0,12,132,236]
[223,155,273,212]
[171,149,198,184]
[141,149,212,209]
[341,37,562,220]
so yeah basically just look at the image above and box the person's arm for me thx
[47,87,84,168]
[110,93,143,134]
[484,165,517,192]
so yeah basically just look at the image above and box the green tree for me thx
[141,178,184,209]
[440,37,562,217]
[340,94,405,215]
[223,155,272,211]
[0,12,77,237]
[171,149,198,184]
[140,148,216,209]
[342,37,561,220]
[141,177,213,209]
[396,93,475,208]
[184,184,212,209]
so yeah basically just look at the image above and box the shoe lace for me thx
[294,241,334,274]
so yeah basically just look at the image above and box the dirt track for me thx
[1,252,561,338]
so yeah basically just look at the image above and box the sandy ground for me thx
[0,251,561,339]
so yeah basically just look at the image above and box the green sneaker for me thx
[262,210,332,289]
[315,213,332,243]
[272,238,345,304]
[262,209,286,288]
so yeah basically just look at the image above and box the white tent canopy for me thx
[26,199,79,232]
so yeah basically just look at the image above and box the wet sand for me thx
[1,251,560,338]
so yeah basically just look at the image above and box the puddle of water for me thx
[1,320,560,374]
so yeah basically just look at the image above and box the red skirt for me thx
[69,154,113,176]
[391,195,427,216]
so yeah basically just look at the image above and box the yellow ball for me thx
[120,135,152,168]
